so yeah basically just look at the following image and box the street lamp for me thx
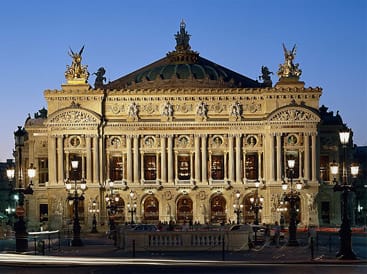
[233,191,243,224]
[6,166,16,228]
[282,158,302,246]
[12,126,34,252]
[250,181,264,225]
[330,130,359,260]
[65,159,86,246]
[127,190,137,224]
[105,180,121,231]
[89,200,99,233]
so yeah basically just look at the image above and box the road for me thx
[0,254,366,274]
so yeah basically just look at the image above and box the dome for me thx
[104,21,262,90]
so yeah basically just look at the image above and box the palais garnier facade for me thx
[16,21,334,231]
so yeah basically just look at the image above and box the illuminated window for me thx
[144,155,157,180]
[178,155,190,180]
[110,156,123,181]
[211,155,224,180]
[245,154,258,180]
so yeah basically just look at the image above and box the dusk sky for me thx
[0,0,366,162]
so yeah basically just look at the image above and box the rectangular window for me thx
[110,156,123,181]
[178,155,190,180]
[245,154,258,180]
[39,204,48,222]
[144,155,157,180]
[211,155,224,180]
[321,201,330,224]
[38,158,48,186]
[320,155,330,182]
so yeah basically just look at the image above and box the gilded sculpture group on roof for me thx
[65,46,90,83]
[277,43,302,79]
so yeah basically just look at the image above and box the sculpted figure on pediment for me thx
[49,110,98,124]
[270,109,318,122]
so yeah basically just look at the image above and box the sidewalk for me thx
[46,232,367,264]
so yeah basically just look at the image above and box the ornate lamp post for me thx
[250,181,264,225]
[6,166,16,228]
[282,158,302,246]
[105,180,121,232]
[65,159,86,246]
[89,200,99,233]
[233,191,243,224]
[12,126,34,252]
[330,130,359,260]
[127,190,137,224]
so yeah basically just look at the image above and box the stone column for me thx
[167,135,173,183]
[57,135,64,184]
[201,135,207,183]
[228,135,234,183]
[161,136,167,183]
[304,133,310,181]
[269,133,275,182]
[49,135,57,184]
[258,151,262,180]
[126,136,132,183]
[276,134,282,182]
[194,135,201,183]
[86,136,92,183]
[243,147,247,182]
[235,135,241,183]
[93,136,99,183]
[133,136,139,183]
[311,133,317,182]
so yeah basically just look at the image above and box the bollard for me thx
[222,236,225,261]
[310,237,314,259]
[37,240,45,255]
[132,239,136,258]
[34,237,37,255]
[328,234,332,253]
[58,231,61,250]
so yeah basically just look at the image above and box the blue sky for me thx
[0,0,366,161]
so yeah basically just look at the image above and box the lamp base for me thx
[336,250,357,260]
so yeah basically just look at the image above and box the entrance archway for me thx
[176,196,193,224]
[142,195,159,224]
[210,195,226,224]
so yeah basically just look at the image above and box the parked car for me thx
[229,224,286,242]
[228,224,266,242]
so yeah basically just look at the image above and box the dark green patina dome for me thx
[105,21,261,89]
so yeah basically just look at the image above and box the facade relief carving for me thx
[270,108,319,122]
[48,109,99,125]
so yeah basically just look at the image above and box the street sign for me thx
[15,206,25,217]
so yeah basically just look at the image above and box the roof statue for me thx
[259,66,273,87]
[65,46,90,84]
[175,20,191,52]
[93,67,106,88]
[277,43,302,79]
[167,20,199,64]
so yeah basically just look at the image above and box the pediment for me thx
[46,108,100,127]
[268,106,320,123]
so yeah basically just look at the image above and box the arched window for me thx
[143,195,159,223]
[210,195,226,224]
[176,196,193,223]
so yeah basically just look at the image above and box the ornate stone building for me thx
[18,22,324,231]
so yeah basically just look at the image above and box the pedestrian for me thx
[274,221,281,247]
[264,224,271,247]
